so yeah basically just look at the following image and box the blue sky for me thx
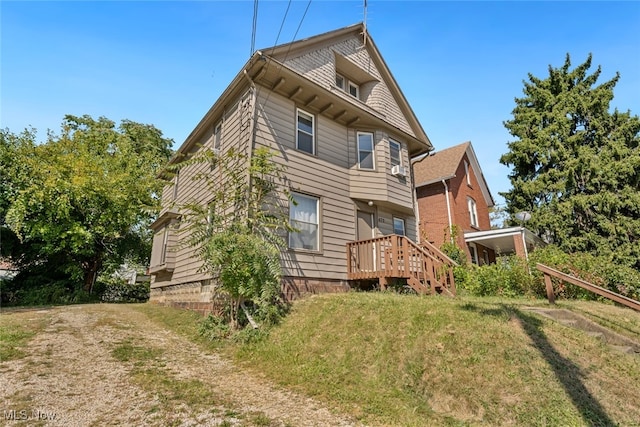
[2,1,639,206]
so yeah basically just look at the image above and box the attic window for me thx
[464,160,471,186]
[335,72,359,100]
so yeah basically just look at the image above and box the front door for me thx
[356,211,375,270]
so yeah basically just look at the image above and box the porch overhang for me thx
[464,226,545,257]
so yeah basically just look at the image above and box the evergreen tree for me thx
[500,54,640,269]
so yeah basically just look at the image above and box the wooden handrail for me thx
[347,235,456,295]
[536,263,640,312]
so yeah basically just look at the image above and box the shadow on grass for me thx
[462,303,616,427]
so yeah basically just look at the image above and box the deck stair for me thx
[347,234,457,296]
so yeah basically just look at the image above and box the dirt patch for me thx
[524,307,640,355]
[0,304,361,426]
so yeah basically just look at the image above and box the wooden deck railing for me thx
[346,235,456,296]
[537,263,640,312]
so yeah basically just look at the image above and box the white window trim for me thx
[160,227,169,264]
[296,108,315,155]
[214,121,222,152]
[335,73,360,99]
[464,160,471,186]
[289,192,320,252]
[468,242,478,265]
[172,171,180,201]
[468,197,479,228]
[348,81,359,99]
[389,139,402,167]
[357,131,375,170]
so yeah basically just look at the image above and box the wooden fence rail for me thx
[536,263,640,312]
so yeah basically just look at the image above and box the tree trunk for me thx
[83,257,102,293]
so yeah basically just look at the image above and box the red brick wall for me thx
[416,184,451,247]
[416,154,493,263]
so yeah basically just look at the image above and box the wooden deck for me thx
[347,235,457,296]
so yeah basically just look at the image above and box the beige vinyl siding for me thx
[254,91,354,279]
[281,35,414,137]
[349,131,414,211]
[152,89,252,287]
[376,210,418,242]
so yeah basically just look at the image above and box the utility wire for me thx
[255,0,312,114]
[250,0,259,56]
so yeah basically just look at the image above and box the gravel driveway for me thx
[0,304,360,426]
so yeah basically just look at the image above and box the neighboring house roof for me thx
[412,141,495,208]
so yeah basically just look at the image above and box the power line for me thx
[250,0,259,56]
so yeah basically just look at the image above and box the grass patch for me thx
[233,293,640,426]
[0,312,48,361]
[131,304,221,350]
[111,339,165,364]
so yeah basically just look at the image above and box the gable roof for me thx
[412,141,495,207]
[263,23,432,154]
[168,23,433,168]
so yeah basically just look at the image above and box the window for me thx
[468,243,478,265]
[389,139,401,167]
[296,109,315,154]
[483,250,490,265]
[335,73,359,99]
[393,217,405,236]
[357,132,375,170]
[289,193,319,251]
[468,197,479,228]
[160,227,170,264]
[172,171,180,201]
[214,122,222,153]
[464,160,471,186]
[348,81,359,98]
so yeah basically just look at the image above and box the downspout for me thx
[442,179,453,243]
[412,163,420,243]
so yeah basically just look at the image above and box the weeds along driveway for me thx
[0,304,360,427]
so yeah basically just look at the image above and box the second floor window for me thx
[214,122,222,153]
[357,132,375,170]
[172,171,180,201]
[296,109,315,155]
[389,139,401,167]
[468,197,479,228]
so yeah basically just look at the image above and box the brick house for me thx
[412,141,542,264]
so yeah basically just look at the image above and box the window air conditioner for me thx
[391,165,407,177]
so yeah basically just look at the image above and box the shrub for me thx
[98,279,150,303]
[456,255,536,298]
[529,245,640,301]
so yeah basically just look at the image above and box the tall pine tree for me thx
[500,54,640,269]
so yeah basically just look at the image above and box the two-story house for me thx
[413,141,542,265]
[149,24,456,311]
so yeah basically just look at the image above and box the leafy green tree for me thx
[176,146,292,329]
[2,115,173,294]
[500,54,640,269]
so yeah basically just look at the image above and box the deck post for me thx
[379,276,388,291]
[391,237,399,277]
[543,273,556,305]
